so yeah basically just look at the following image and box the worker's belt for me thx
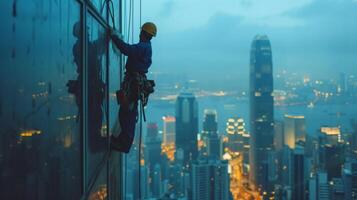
[116,71,155,108]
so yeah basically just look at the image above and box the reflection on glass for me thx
[91,0,107,19]
[0,0,81,199]
[86,13,108,192]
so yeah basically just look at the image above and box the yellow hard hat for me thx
[142,22,157,37]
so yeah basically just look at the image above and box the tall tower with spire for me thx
[249,35,275,194]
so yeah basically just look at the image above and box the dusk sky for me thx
[1,0,357,90]
[135,0,357,89]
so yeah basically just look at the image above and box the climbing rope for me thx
[131,0,134,44]
[139,1,145,199]
[108,0,116,30]
[127,0,132,43]
[138,101,143,200]
[108,1,145,199]
[124,0,135,198]
[140,0,142,28]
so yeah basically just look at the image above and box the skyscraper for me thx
[144,123,162,196]
[176,92,198,165]
[342,159,357,199]
[202,109,218,136]
[162,116,176,161]
[309,171,330,200]
[274,120,284,151]
[226,117,249,153]
[281,146,293,188]
[191,160,229,200]
[284,115,306,149]
[202,109,220,159]
[249,35,275,193]
[151,164,162,197]
[162,116,176,145]
[225,117,250,167]
[292,145,305,200]
[205,134,221,160]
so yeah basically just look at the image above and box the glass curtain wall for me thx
[0,0,123,199]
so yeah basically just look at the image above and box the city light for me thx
[19,129,42,137]
[161,143,175,161]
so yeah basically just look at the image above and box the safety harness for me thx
[116,71,155,121]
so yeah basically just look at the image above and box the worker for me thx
[110,22,157,153]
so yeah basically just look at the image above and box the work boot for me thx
[110,135,130,153]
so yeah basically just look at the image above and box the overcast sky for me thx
[1,0,356,90]
[133,0,357,89]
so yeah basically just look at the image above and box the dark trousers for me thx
[117,102,138,151]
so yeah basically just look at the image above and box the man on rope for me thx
[110,22,157,153]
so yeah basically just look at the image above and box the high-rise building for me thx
[330,178,345,200]
[145,123,161,168]
[293,145,305,200]
[226,117,249,152]
[145,123,162,197]
[284,115,306,149]
[225,117,250,165]
[309,171,330,200]
[140,166,150,199]
[202,109,218,136]
[191,159,229,200]
[342,159,357,199]
[318,127,345,181]
[162,116,176,145]
[319,126,341,145]
[205,133,221,159]
[249,35,275,192]
[268,151,278,184]
[202,109,220,159]
[274,120,284,151]
[152,164,162,197]
[322,144,345,181]
[161,179,170,196]
[162,116,176,161]
[176,92,199,165]
[281,146,293,188]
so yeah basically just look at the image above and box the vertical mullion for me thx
[81,0,88,195]
[121,1,126,198]
[118,1,124,200]
[105,0,111,199]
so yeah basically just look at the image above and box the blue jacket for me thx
[112,34,152,73]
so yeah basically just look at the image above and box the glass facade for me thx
[0,0,123,199]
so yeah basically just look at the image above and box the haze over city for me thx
[138,0,357,89]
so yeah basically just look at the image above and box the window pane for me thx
[109,18,122,200]
[86,12,108,193]
[0,0,81,199]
